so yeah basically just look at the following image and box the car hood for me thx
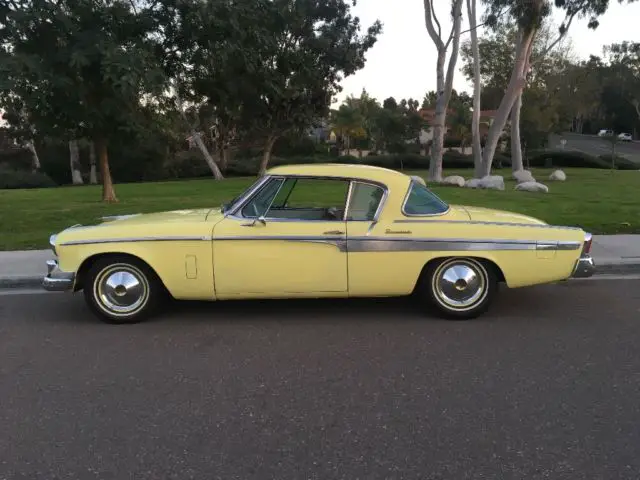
[454,205,547,226]
[99,208,217,226]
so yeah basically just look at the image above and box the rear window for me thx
[403,181,449,216]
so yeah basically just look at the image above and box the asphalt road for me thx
[1,279,640,479]
[549,133,640,162]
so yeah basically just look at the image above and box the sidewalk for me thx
[1,235,639,289]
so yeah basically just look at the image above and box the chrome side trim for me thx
[43,260,75,292]
[212,235,579,253]
[536,241,581,251]
[400,179,451,218]
[59,236,210,246]
[393,219,583,231]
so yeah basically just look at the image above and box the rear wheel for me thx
[420,257,497,320]
[83,256,163,324]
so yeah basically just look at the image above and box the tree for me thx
[248,1,381,175]
[461,16,575,173]
[423,0,464,182]
[604,41,640,119]
[466,0,483,176]
[478,0,637,176]
[0,0,165,202]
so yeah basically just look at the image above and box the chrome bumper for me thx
[42,260,76,292]
[571,255,596,278]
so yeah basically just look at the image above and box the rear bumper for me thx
[571,255,596,278]
[42,260,76,292]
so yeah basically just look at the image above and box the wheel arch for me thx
[413,255,506,293]
[74,252,170,296]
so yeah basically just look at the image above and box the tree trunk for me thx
[25,140,41,172]
[510,93,524,172]
[427,0,464,182]
[429,48,447,182]
[480,28,536,176]
[467,0,483,178]
[192,130,224,179]
[94,136,118,203]
[89,141,98,184]
[69,139,84,185]
[259,135,278,176]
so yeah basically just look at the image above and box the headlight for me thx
[49,234,57,256]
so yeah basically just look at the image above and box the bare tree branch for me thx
[430,0,442,39]
[531,10,579,67]
[423,0,444,50]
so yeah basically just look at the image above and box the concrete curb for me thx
[2,261,640,291]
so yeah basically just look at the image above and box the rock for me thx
[464,175,505,191]
[515,181,549,193]
[512,169,536,184]
[442,175,465,187]
[549,169,566,181]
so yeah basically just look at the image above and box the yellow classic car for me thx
[44,164,595,324]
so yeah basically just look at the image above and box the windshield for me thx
[221,178,265,213]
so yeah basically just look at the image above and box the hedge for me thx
[0,169,58,189]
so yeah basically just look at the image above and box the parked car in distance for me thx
[44,164,595,324]
[598,129,614,137]
[618,132,633,142]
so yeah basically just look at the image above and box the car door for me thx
[212,176,350,298]
[345,179,449,297]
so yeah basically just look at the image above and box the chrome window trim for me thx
[238,176,287,219]
[59,236,209,246]
[343,180,388,223]
[225,176,272,217]
[400,179,450,218]
[228,174,389,224]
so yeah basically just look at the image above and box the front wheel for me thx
[83,256,164,324]
[420,257,497,320]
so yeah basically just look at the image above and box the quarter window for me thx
[346,182,385,221]
[403,181,449,215]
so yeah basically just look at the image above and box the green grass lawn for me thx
[1,167,638,251]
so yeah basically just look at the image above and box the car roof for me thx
[266,163,411,185]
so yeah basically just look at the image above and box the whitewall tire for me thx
[83,255,163,324]
[421,257,497,320]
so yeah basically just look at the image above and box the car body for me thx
[618,132,632,142]
[598,129,614,137]
[44,164,595,323]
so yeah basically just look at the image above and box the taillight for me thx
[582,233,592,255]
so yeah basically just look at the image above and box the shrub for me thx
[598,154,638,171]
[0,169,57,189]
[526,149,610,169]
[163,151,212,179]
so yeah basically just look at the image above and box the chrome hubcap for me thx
[433,259,487,310]
[94,264,149,316]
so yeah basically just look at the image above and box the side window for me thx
[241,178,285,218]
[403,181,449,215]
[346,182,385,221]
[241,177,350,221]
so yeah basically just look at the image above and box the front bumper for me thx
[571,254,596,278]
[42,260,76,292]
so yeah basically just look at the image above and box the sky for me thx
[335,0,640,105]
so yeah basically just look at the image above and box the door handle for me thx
[323,230,345,235]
